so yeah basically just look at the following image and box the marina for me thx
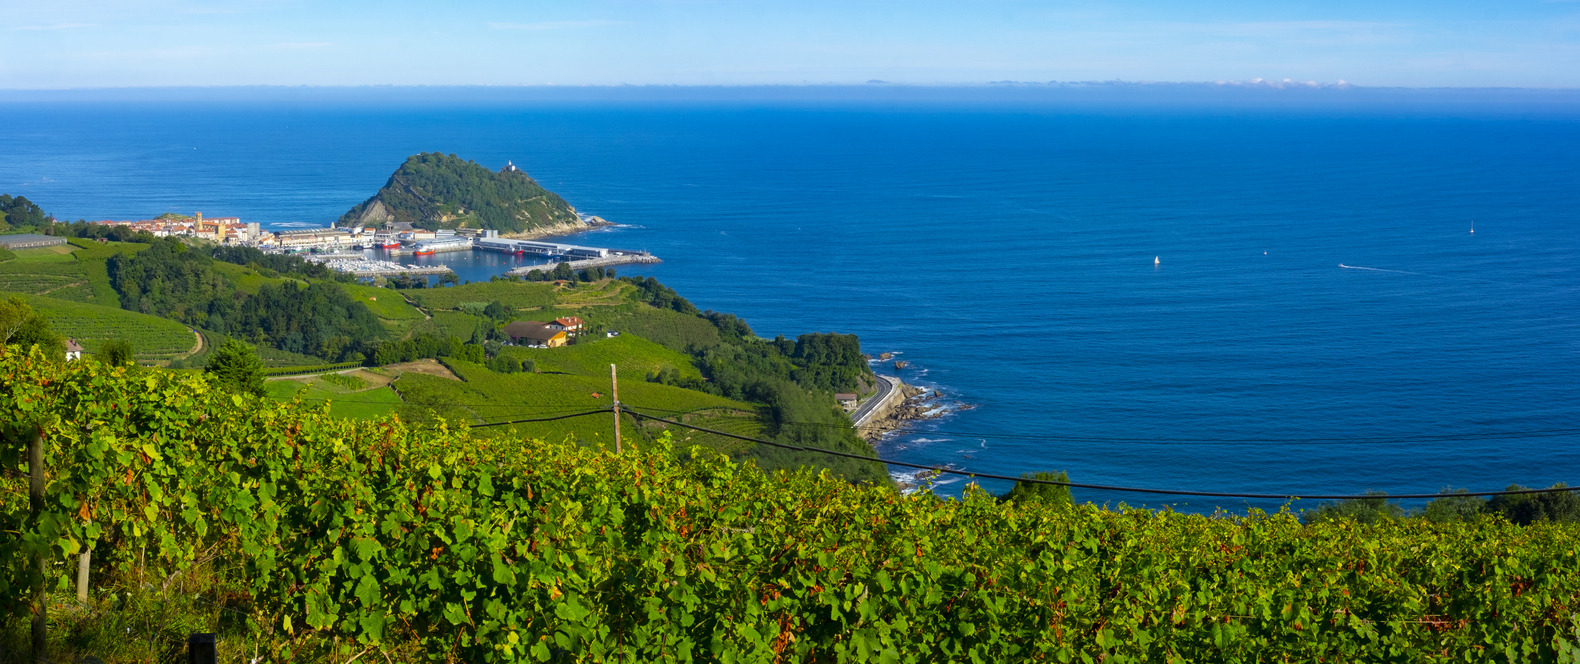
[308,234,661,281]
[316,257,452,276]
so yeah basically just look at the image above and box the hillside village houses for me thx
[503,321,569,348]
[91,212,263,244]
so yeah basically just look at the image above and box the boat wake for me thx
[1338,264,1420,275]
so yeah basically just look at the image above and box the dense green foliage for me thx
[0,296,63,359]
[205,337,266,397]
[0,194,50,230]
[1002,471,1074,506]
[208,245,348,282]
[5,351,1580,662]
[108,239,383,361]
[338,153,578,233]
[0,246,14,262]
[94,338,135,366]
[1308,487,1580,526]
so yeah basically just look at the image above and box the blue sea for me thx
[4,94,1577,511]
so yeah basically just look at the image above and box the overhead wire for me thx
[614,405,1580,501]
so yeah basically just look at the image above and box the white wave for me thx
[907,437,952,444]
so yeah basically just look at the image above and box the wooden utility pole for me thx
[29,428,46,660]
[610,364,621,453]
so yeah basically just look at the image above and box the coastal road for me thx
[851,374,898,428]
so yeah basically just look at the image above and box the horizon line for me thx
[5,80,1580,92]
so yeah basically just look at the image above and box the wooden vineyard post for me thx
[611,364,621,453]
[29,428,46,660]
[77,538,91,603]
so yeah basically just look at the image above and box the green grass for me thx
[500,333,704,381]
[210,261,305,294]
[0,246,14,262]
[255,344,328,367]
[10,245,78,262]
[266,378,404,419]
[413,279,560,311]
[596,306,723,353]
[1,290,196,358]
[68,238,147,304]
[341,282,426,319]
[419,310,486,340]
[396,359,760,454]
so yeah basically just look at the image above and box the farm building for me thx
[549,316,584,332]
[65,339,83,362]
[0,234,68,250]
[503,321,568,348]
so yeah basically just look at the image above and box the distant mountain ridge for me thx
[339,152,580,233]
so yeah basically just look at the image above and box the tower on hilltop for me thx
[504,161,518,172]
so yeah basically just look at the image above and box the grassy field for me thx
[9,245,78,262]
[266,376,405,419]
[395,359,761,454]
[499,333,704,381]
[68,238,148,304]
[0,239,147,305]
[413,279,561,311]
[596,306,723,352]
[210,261,306,294]
[341,282,425,319]
[2,290,197,359]
[422,310,486,340]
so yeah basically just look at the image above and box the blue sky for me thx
[2,0,1577,89]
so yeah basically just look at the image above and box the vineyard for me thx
[0,291,197,359]
[4,348,1580,662]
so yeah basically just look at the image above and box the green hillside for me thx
[1,290,196,359]
[338,152,580,233]
[0,238,149,305]
[497,333,704,381]
[394,359,763,454]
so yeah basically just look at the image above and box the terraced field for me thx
[497,333,703,381]
[414,279,561,310]
[3,291,197,359]
[341,283,425,320]
[266,378,404,419]
[396,360,762,454]
[210,261,306,293]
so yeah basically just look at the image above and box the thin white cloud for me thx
[488,20,625,31]
[270,42,333,49]
[11,23,97,31]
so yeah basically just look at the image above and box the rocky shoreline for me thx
[857,382,973,440]
[500,215,616,241]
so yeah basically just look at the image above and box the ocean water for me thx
[3,100,1577,511]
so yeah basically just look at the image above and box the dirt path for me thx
[386,358,460,381]
[181,328,204,359]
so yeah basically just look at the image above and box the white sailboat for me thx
[1154,256,1160,265]
[1470,221,1475,234]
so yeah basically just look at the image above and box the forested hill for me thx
[338,152,580,233]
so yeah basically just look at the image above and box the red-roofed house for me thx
[549,316,584,332]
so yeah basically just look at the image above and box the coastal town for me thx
[70,211,660,276]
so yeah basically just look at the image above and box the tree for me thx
[95,339,136,367]
[205,337,266,397]
[553,262,574,281]
[1301,491,1405,524]
[1420,488,1486,523]
[1486,484,1580,525]
[0,296,63,359]
[1002,471,1073,506]
[483,301,509,320]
